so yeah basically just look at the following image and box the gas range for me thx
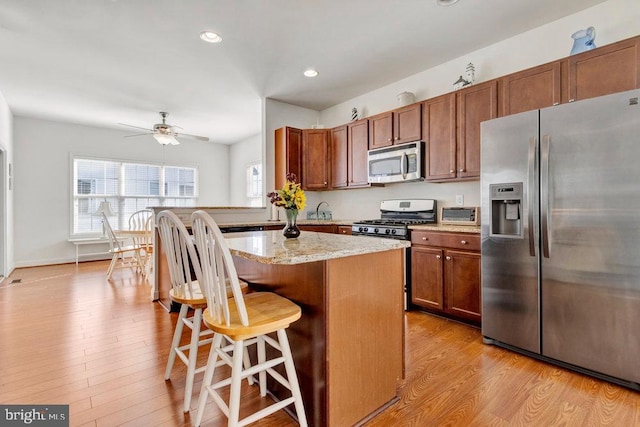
[352,199,437,240]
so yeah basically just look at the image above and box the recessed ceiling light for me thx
[304,69,319,78]
[199,31,222,43]
[436,0,459,5]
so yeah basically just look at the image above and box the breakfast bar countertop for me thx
[224,230,410,265]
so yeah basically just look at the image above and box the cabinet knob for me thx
[569,99,575,103]
[553,102,559,106]
[324,182,327,185]
[395,137,399,140]
[422,237,428,241]
[449,169,455,173]
[459,168,465,172]
[436,255,441,259]
[461,240,467,245]
[446,256,452,260]
[387,138,392,142]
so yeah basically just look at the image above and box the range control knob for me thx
[385,229,391,234]
[374,228,379,233]
[391,229,397,234]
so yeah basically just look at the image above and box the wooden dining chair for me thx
[156,210,251,413]
[191,210,307,427]
[128,209,154,280]
[102,213,144,280]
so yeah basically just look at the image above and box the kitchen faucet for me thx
[316,201,329,220]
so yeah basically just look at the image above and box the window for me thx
[246,162,262,207]
[73,158,198,235]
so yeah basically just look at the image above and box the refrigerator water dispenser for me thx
[490,182,523,238]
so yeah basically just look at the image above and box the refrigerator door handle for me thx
[541,135,551,258]
[528,137,537,257]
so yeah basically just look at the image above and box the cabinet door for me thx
[302,129,330,190]
[457,80,498,179]
[410,246,444,310]
[337,225,352,235]
[274,127,302,189]
[445,249,481,323]
[393,103,422,144]
[501,61,561,116]
[298,224,337,233]
[423,93,456,181]
[368,111,393,149]
[568,36,640,102]
[330,125,348,189]
[348,118,369,187]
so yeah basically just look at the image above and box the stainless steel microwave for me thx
[367,141,424,184]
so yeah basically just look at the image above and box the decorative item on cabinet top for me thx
[453,63,475,90]
[397,91,415,106]
[570,26,596,55]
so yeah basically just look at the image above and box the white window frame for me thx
[246,161,263,207]
[71,156,198,236]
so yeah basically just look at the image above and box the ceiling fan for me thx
[119,112,210,145]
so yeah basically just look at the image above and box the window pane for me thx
[75,159,118,196]
[165,166,196,197]
[124,163,161,196]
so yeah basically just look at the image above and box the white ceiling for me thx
[0,0,606,144]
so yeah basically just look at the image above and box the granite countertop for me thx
[224,230,410,265]
[217,219,355,227]
[409,223,481,234]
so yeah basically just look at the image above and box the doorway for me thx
[0,148,5,281]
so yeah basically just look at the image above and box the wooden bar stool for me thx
[156,210,251,413]
[191,210,307,427]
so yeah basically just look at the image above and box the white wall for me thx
[309,0,639,220]
[0,90,14,276]
[13,116,230,267]
[229,133,262,207]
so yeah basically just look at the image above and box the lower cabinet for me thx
[337,225,352,235]
[410,230,481,324]
[298,224,338,233]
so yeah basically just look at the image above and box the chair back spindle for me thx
[156,210,201,298]
[191,210,248,326]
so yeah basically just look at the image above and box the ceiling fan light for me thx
[304,69,319,77]
[200,31,222,43]
[436,0,460,5]
[153,133,180,145]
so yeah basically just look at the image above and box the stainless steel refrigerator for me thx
[481,89,640,389]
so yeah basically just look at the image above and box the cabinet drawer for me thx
[411,231,480,251]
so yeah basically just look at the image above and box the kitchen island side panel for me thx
[232,248,404,427]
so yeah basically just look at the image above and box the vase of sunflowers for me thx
[267,173,306,238]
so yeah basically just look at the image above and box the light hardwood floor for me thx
[1,261,638,426]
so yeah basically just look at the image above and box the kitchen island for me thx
[213,230,408,427]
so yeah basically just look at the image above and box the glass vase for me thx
[282,208,301,239]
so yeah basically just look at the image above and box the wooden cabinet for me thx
[348,118,370,187]
[423,81,496,182]
[567,36,640,103]
[422,93,456,181]
[501,61,562,116]
[298,224,337,233]
[368,111,393,149]
[337,225,352,235]
[330,125,348,189]
[456,80,498,180]
[393,103,422,144]
[410,230,481,323]
[368,103,422,149]
[330,119,369,189]
[302,129,330,190]
[274,126,302,189]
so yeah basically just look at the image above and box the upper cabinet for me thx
[393,103,422,144]
[302,129,331,190]
[500,61,562,116]
[274,126,302,189]
[347,118,370,187]
[368,111,393,149]
[567,36,640,103]
[368,103,422,149]
[330,125,348,189]
[330,119,369,189]
[422,93,456,181]
[456,80,498,180]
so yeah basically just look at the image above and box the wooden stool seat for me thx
[169,279,248,309]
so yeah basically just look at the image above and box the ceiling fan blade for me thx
[124,132,153,138]
[118,123,153,132]
[176,132,210,142]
